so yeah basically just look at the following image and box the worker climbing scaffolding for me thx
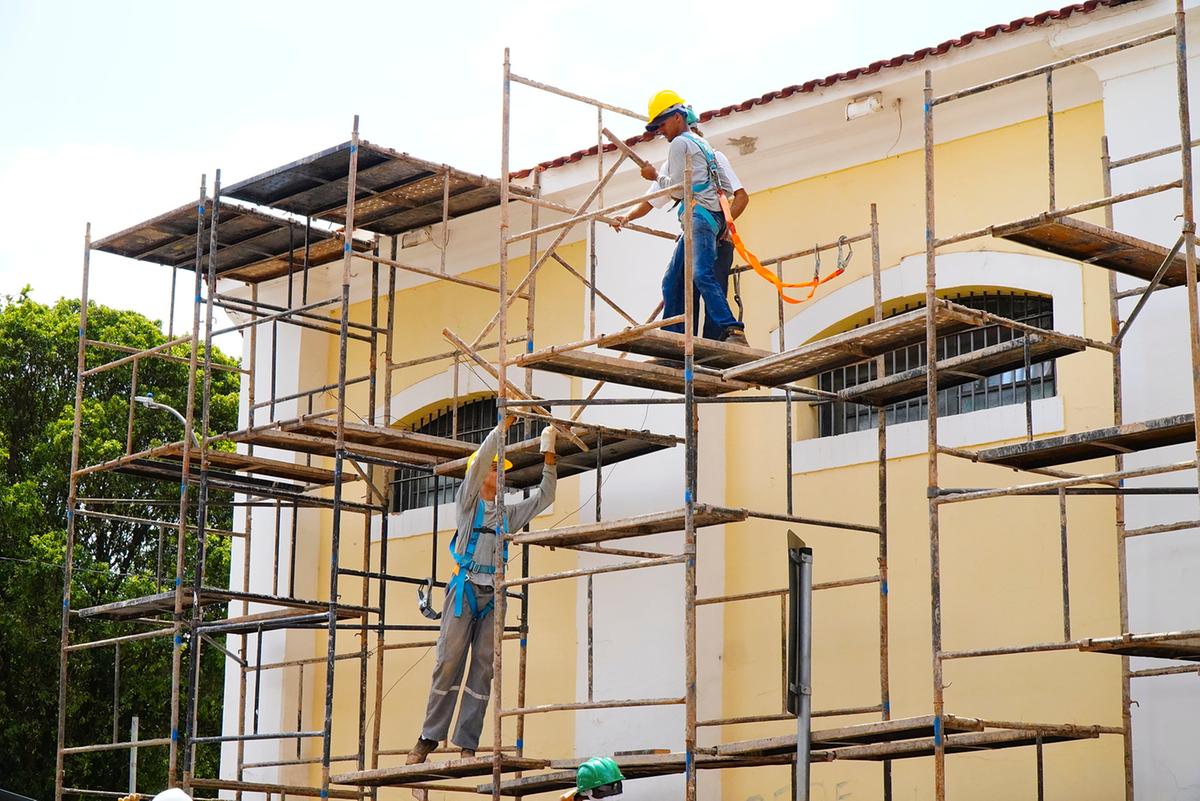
[406,416,558,797]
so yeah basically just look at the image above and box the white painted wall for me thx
[1089,9,1200,797]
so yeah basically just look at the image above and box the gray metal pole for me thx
[789,532,813,801]
[128,716,139,795]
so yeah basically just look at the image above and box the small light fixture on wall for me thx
[846,92,884,121]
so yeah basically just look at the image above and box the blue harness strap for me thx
[675,133,726,235]
[447,500,508,620]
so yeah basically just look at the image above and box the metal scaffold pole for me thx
[322,114,361,797]
[54,222,93,801]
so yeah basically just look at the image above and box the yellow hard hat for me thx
[646,89,686,131]
[467,450,513,471]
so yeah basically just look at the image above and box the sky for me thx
[0,0,1077,351]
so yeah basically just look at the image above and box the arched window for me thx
[390,395,546,512]
[817,291,1057,437]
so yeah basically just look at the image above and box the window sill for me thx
[791,396,1065,473]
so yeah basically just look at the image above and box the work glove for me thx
[539,426,557,454]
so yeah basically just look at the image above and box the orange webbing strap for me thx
[717,193,844,305]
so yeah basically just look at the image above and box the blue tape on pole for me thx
[63,598,70,608]
[881,579,888,596]
[175,635,183,646]
[684,488,693,504]
[78,327,85,338]
[350,145,358,154]
[180,482,187,496]
[933,715,943,746]
[516,738,524,750]
[684,366,694,382]
[66,509,73,520]
[195,295,202,304]
[175,576,182,588]
[520,638,527,648]
[198,205,205,215]
[172,728,179,741]
[924,102,931,114]
[344,242,351,253]
[685,751,693,772]
[526,340,534,353]
[320,792,329,799]
[883,700,890,714]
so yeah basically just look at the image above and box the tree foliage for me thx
[0,290,240,799]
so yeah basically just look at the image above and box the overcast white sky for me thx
[0,0,1073,346]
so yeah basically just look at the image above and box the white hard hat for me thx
[151,789,193,801]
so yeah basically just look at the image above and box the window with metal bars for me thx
[817,292,1057,437]
[389,395,546,512]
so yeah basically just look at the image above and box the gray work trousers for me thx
[419,581,495,751]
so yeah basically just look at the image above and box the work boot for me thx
[407,737,436,764]
[460,748,476,760]
[723,327,749,347]
[407,738,436,801]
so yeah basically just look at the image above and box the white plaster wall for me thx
[1091,14,1200,798]
[220,284,330,788]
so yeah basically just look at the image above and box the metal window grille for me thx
[817,292,1057,437]
[389,396,546,512]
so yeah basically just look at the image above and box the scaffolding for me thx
[52,4,1200,801]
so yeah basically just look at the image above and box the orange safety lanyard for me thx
[717,193,845,305]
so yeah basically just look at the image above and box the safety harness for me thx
[446,500,508,620]
[675,132,848,305]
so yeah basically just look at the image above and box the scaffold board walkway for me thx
[75,587,351,622]
[513,348,752,396]
[1080,630,1200,661]
[608,329,773,369]
[975,413,1196,469]
[436,422,678,487]
[724,301,981,386]
[716,715,985,756]
[840,335,1083,407]
[479,753,801,796]
[331,756,548,787]
[510,505,749,548]
[993,216,1188,287]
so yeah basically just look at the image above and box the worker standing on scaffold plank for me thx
[612,89,748,346]
[407,416,557,790]
[612,103,750,342]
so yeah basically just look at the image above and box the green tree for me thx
[0,290,240,800]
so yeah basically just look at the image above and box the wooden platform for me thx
[974,414,1195,470]
[1080,630,1200,662]
[607,329,774,369]
[331,756,548,787]
[480,753,804,796]
[839,335,1083,407]
[436,423,678,488]
[513,349,751,397]
[75,587,348,622]
[724,302,980,387]
[716,715,985,756]
[830,726,1100,761]
[510,505,749,548]
[993,216,1188,287]
[157,443,341,485]
[190,778,359,800]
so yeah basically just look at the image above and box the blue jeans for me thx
[662,210,743,339]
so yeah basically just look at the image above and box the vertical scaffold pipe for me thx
[322,115,360,797]
[54,222,93,801]
[491,47,513,801]
[923,69,947,801]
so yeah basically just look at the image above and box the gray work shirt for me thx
[653,133,733,214]
[453,424,556,587]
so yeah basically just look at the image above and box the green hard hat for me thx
[569,757,625,798]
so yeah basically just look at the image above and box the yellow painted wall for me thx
[721,102,1125,800]
[301,244,588,796]
[288,102,1129,800]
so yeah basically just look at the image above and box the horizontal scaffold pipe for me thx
[935,459,1198,504]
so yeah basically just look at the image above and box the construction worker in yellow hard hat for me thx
[407,415,558,797]
[613,101,751,341]
[613,90,748,346]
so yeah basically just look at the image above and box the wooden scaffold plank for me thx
[974,413,1195,470]
[511,505,749,548]
[331,756,548,787]
[513,348,751,397]
[1079,630,1200,662]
